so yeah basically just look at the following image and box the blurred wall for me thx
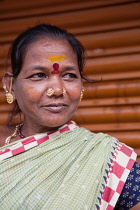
[0,0,140,161]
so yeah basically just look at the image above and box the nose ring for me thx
[62,87,66,96]
[46,87,66,97]
[46,88,55,97]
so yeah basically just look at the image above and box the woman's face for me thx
[13,37,82,132]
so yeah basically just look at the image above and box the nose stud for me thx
[46,87,66,97]
[62,87,66,96]
[46,88,55,97]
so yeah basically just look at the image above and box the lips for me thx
[41,103,68,113]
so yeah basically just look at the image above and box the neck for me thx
[21,121,65,137]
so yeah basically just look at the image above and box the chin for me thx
[43,118,70,129]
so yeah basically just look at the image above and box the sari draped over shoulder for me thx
[0,121,137,210]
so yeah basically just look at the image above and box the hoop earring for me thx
[4,77,14,104]
[46,88,55,97]
[80,87,84,101]
[62,87,66,96]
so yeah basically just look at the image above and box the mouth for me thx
[41,103,68,112]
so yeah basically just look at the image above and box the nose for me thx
[48,76,64,97]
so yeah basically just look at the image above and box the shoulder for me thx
[77,127,121,154]
[78,126,118,143]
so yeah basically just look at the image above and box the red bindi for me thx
[52,63,60,74]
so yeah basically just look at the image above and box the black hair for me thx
[7,23,92,124]
[10,24,86,78]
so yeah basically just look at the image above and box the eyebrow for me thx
[64,66,78,71]
[26,66,49,72]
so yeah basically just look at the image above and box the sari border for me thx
[99,142,137,210]
[0,121,77,161]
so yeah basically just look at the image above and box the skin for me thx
[130,203,140,210]
[4,37,83,138]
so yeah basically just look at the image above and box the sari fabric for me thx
[0,122,137,210]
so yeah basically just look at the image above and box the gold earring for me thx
[80,87,84,101]
[6,91,14,104]
[62,87,66,96]
[46,88,55,97]
[4,77,14,104]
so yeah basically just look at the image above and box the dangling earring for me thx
[4,77,14,104]
[62,87,66,96]
[80,87,84,101]
[6,91,14,104]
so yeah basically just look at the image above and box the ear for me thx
[2,72,16,101]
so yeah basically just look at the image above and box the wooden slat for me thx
[0,91,5,103]
[71,19,140,35]
[87,71,140,82]
[87,46,140,58]
[82,85,140,102]
[0,2,140,36]
[83,80,140,99]
[77,29,140,49]
[80,122,140,132]
[0,0,136,20]
[101,131,140,148]
[0,0,134,12]
[73,106,140,124]
[79,96,140,107]
[85,54,140,74]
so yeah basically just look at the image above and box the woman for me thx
[0,24,139,210]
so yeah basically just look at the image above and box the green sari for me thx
[0,122,137,209]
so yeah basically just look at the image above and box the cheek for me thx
[14,83,45,104]
[69,84,82,99]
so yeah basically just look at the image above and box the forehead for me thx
[21,37,79,72]
[25,38,75,57]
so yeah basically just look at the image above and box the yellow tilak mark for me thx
[49,55,66,62]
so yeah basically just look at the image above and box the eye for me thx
[63,73,78,80]
[27,73,47,80]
